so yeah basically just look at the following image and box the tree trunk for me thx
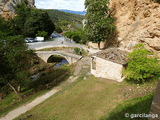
[8,82,20,97]
[18,85,21,92]
[98,42,101,50]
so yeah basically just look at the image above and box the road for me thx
[27,37,87,50]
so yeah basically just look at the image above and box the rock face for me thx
[0,0,35,19]
[110,0,160,53]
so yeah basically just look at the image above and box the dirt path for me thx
[0,87,61,120]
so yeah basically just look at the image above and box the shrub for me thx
[74,48,81,55]
[124,44,160,84]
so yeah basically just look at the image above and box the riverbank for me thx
[0,64,71,118]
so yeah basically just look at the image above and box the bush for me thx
[74,48,81,55]
[124,44,160,84]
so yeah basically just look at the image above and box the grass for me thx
[0,65,71,117]
[100,93,154,120]
[15,76,157,120]
[0,90,47,117]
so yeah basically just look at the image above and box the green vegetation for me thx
[124,44,160,84]
[0,34,33,96]
[0,65,71,117]
[153,0,160,3]
[74,48,81,55]
[36,31,48,37]
[100,93,153,120]
[16,75,157,120]
[45,9,84,32]
[64,29,86,43]
[73,48,87,55]
[84,0,116,49]
[45,9,84,24]
[14,3,55,38]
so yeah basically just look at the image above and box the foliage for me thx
[45,9,84,31]
[0,17,19,39]
[0,35,33,95]
[55,27,63,33]
[64,29,85,43]
[124,44,160,84]
[45,9,84,23]
[13,4,55,37]
[36,31,48,37]
[153,0,160,3]
[23,9,55,37]
[84,0,116,49]
[74,48,81,55]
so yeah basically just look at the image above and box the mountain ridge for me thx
[56,9,86,15]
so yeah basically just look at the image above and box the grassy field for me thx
[15,76,157,120]
[100,93,153,120]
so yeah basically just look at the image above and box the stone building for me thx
[91,48,128,81]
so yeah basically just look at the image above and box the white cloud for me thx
[35,0,85,11]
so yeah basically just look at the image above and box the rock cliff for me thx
[0,0,35,19]
[110,0,160,54]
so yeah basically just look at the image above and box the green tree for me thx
[13,4,55,38]
[55,27,63,33]
[64,29,84,43]
[0,17,19,39]
[124,44,160,84]
[13,3,31,34]
[23,9,55,37]
[36,31,48,37]
[0,36,33,96]
[84,0,116,49]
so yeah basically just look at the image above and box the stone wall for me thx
[91,56,123,81]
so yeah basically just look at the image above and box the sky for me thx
[35,0,85,11]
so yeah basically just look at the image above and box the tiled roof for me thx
[93,48,128,65]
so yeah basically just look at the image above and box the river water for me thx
[53,59,68,69]
[31,60,68,81]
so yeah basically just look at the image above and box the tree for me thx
[23,9,55,37]
[0,35,33,96]
[124,44,160,84]
[55,27,63,33]
[13,4,55,38]
[36,31,48,37]
[13,3,31,34]
[84,0,116,49]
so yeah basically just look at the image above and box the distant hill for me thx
[56,9,86,15]
[44,9,85,23]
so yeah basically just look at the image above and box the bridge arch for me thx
[47,54,69,64]
[35,51,82,65]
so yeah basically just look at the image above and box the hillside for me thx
[45,9,85,23]
[56,9,86,15]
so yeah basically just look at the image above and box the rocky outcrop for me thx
[110,0,160,54]
[0,0,35,19]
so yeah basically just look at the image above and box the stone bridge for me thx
[35,51,82,64]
